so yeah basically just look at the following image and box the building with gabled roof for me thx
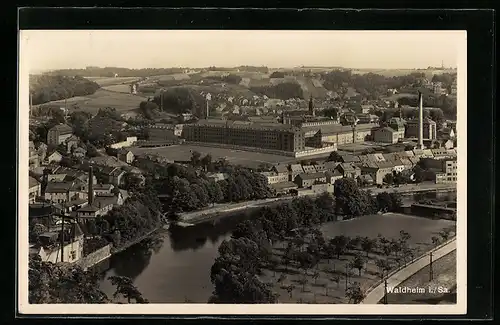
[289,164,304,181]
[302,165,317,174]
[336,163,361,178]
[294,172,327,188]
[47,123,73,146]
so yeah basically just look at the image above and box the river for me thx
[97,190,456,303]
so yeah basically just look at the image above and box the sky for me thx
[20,30,465,72]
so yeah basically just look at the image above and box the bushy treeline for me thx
[142,158,273,216]
[83,183,163,248]
[250,82,305,100]
[152,87,206,117]
[30,75,100,105]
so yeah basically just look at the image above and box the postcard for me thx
[18,29,467,315]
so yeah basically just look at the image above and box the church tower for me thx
[308,96,315,117]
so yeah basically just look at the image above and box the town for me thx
[26,33,458,306]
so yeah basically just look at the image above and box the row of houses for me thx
[259,147,458,194]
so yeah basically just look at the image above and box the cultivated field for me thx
[259,213,456,303]
[128,144,297,168]
[101,84,133,93]
[86,76,142,86]
[34,89,146,114]
[352,69,456,78]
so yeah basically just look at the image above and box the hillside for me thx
[29,75,101,105]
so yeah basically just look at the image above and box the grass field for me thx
[101,84,133,93]
[86,76,142,86]
[352,69,456,78]
[259,213,456,303]
[34,89,146,115]
[128,144,298,168]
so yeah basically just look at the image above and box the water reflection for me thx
[168,211,251,252]
[108,233,166,281]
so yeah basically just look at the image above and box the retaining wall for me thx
[77,244,112,271]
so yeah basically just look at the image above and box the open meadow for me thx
[128,144,298,168]
[33,89,146,115]
[259,213,456,303]
[85,76,142,86]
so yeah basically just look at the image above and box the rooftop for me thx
[29,176,40,188]
[49,123,73,135]
[189,119,302,132]
[296,172,326,180]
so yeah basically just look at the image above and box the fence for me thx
[361,236,457,300]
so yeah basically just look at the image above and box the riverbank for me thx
[111,225,164,255]
[176,182,456,225]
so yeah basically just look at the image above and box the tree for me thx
[331,275,341,288]
[351,254,366,276]
[345,282,365,304]
[108,275,148,303]
[322,283,330,296]
[361,237,376,257]
[439,228,451,241]
[190,151,202,167]
[399,230,411,247]
[29,255,109,303]
[201,154,213,171]
[327,151,342,162]
[330,235,349,259]
[312,269,321,285]
[211,269,278,303]
[412,165,424,183]
[298,275,309,292]
[383,173,394,185]
[375,258,391,279]
[431,236,440,247]
[270,71,285,78]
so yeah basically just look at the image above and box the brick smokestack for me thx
[417,91,424,149]
[88,166,94,205]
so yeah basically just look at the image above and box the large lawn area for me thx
[259,213,456,303]
[128,144,298,168]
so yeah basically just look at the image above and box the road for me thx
[366,182,456,195]
[361,238,456,304]
[177,182,456,224]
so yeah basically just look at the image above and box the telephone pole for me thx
[60,213,64,263]
[160,88,164,111]
[429,251,434,281]
[383,278,388,304]
[345,264,349,290]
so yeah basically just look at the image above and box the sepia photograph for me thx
[18,29,467,315]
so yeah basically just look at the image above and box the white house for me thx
[47,151,63,164]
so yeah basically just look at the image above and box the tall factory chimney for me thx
[88,166,94,205]
[308,96,315,117]
[417,91,424,149]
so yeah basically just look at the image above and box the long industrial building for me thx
[182,119,306,152]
